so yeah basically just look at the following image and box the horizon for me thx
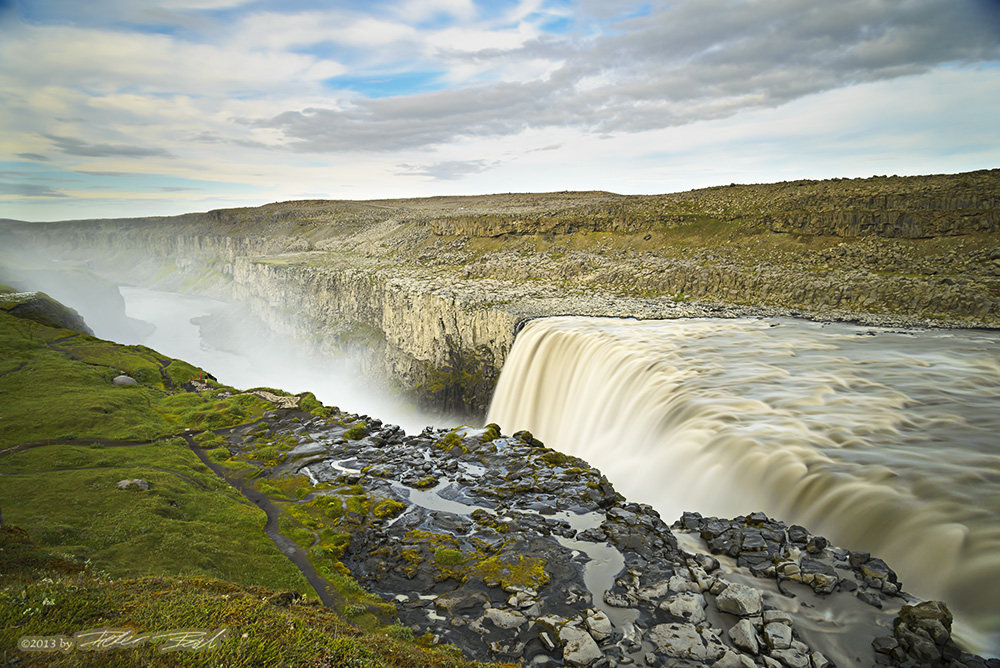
[2,0,1000,222]
[2,167,997,225]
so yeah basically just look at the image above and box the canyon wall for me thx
[3,170,998,415]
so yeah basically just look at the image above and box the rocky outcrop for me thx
[218,407,1000,667]
[0,288,93,334]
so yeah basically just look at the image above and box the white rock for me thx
[660,592,707,623]
[585,608,614,643]
[668,574,701,594]
[713,649,757,668]
[559,625,604,666]
[648,623,706,661]
[484,608,527,630]
[728,618,760,655]
[810,651,832,668]
[716,583,763,617]
[763,609,794,625]
[764,622,792,650]
[771,648,810,668]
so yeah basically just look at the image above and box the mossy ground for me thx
[0,528,508,668]
[0,307,509,667]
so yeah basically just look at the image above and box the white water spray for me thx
[488,316,1000,657]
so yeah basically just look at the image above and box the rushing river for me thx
[117,286,435,434]
[487,316,1000,657]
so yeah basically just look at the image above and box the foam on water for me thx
[488,316,1000,657]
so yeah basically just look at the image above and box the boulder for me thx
[648,623,706,661]
[716,582,763,617]
[660,592,707,623]
[483,608,527,630]
[764,622,792,650]
[116,479,149,490]
[584,608,613,643]
[113,375,138,386]
[559,625,604,666]
[729,618,759,654]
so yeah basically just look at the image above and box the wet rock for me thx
[559,625,605,666]
[728,618,759,655]
[891,600,953,664]
[716,582,763,617]
[483,607,527,630]
[787,525,810,544]
[764,622,793,650]
[584,608,614,643]
[659,592,706,623]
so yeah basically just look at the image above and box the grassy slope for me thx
[0,310,507,667]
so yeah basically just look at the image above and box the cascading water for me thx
[487,316,1000,657]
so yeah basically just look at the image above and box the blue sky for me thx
[2,0,999,221]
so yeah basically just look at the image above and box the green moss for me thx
[344,422,368,440]
[434,547,465,567]
[471,554,550,590]
[373,499,406,520]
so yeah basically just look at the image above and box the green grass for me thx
[1,440,310,595]
[0,312,273,445]
[0,530,508,667]
[0,298,515,666]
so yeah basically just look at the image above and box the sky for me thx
[2,0,999,222]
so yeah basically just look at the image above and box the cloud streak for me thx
[43,134,175,158]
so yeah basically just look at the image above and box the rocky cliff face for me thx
[6,169,999,414]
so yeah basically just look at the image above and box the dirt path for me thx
[180,434,340,609]
[1,427,343,611]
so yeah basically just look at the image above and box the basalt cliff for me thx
[2,169,998,415]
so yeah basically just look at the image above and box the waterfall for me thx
[487,316,1000,657]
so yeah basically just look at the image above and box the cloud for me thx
[157,186,201,191]
[397,159,498,180]
[257,0,1000,152]
[42,134,175,158]
[0,183,68,197]
[16,153,49,161]
[75,170,146,177]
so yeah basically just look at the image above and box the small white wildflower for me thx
[241,633,249,639]
[42,598,55,606]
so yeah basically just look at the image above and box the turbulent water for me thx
[117,287,435,434]
[487,316,1000,657]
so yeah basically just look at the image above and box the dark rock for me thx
[787,525,810,544]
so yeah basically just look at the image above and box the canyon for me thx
[2,169,998,416]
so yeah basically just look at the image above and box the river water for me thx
[487,316,1000,657]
